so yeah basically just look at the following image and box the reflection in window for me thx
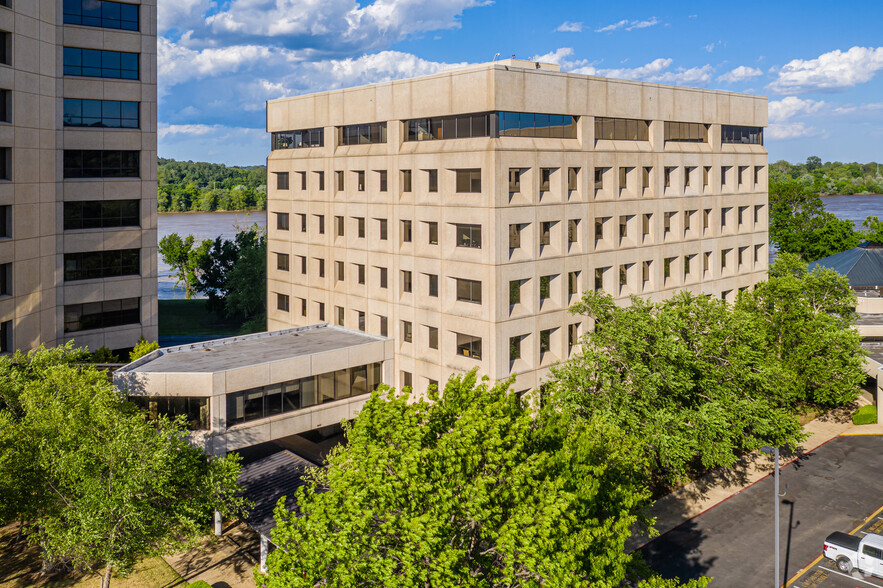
[594,117,650,141]
[63,199,139,230]
[64,0,139,30]
[64,249,140,281]
[664,121,708,143]
[64,99,139,128]
[63,150,139,178]
[130,396,208,430]
[225,363,382,427]
[64,297,140,332]
[498,112,576,138]
[338,122,387,145]
[272,128,324,150]
[721,125,763,145]
[406,113,491,141]
[63,47,139,79]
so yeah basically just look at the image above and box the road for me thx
[639,435,883,586]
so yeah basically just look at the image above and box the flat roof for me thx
[118,325,387,374]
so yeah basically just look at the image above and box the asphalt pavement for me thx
[639,435,883,587]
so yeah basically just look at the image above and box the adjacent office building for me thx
[266,59,768,393]
[0,0,158,354]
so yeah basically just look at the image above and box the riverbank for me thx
[158,208,265,215]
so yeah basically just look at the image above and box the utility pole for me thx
[762,446,787,587]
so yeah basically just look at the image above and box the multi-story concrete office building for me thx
[265,59,768,393]
[0,0,157,354]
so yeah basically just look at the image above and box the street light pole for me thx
[762,446,781,587]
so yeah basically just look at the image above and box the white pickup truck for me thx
[824,531,883,576]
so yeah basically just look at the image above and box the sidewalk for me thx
[627,399,881,553]
[163,521,260,588]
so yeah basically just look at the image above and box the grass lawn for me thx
[159,299,244,337]
[0,523,185,588]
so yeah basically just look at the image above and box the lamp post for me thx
[762,446,786,587]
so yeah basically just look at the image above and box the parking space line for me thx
[786,504,883,587]
[820,566,883,587]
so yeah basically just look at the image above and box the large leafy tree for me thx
[549,290,805,484]
[0,344,247,588]
[769,180,862,261]
[265,372,707,588]
[158,233,210,299]
[736,253,865,406]
[196,224,267,331]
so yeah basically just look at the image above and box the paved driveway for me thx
[640,435,883,587]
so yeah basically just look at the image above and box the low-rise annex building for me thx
[265,58,769,394]
[113,324,393,457]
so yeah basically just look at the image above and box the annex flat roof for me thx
[117,325,388,375]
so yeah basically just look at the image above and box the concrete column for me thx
[260,534,269,573]
[214,510,222,536]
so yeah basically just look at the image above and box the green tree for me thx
[805,155,822,172]
[158,233,210,299]
[769,180,861,260]
[549,290,805,484]
[196,225,266,331]
[736,253,865,406]
[265,372,706,588]
[0,344,247,588]
[129,337,160,362]
[863,215,883,243]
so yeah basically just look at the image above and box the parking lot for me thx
[788,506,883,588]
[640,435,883,586]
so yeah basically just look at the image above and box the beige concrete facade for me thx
[0,0,157,353]
[266,60,768,392]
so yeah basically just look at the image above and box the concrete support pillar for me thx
[214,510,222,536]
[260,534,269,573]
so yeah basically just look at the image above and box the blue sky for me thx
[158,0,883,167]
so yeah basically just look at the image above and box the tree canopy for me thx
[157,158,266,213]
[265,372,707,588]
[769,157,882,196]
[0,344,247,588]
[548,255,864,485]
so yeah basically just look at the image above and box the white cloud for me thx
[768,97,825,123]
[530,47,589,70]
[768,46,883,94]
[595,17,658,33]
[832,102,883,115]
[303,51,465,89]
[158,0,213,35]
[556,21,583,33]
[198,0,490,51]
[718,65,763,84]
[766,122,820,140]
[572,58,712,86]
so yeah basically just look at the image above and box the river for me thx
[156,195,882,299]
[158,211,266,299]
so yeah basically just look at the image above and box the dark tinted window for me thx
[64,199,139,230]
[594,117,650,141]
[64,297,140,332]
[129,396,208,430]
[63,150,139,178]
[664,121,709,142]
[64,99,139,128]
[63,0,139,30]
[64,248,140,281]
[406,112,493,141]
[338,122,387,145]
[498,112,576,138]
[63,47,139,79]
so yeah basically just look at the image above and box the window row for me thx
[63,150,140,178]
[63,47,139,80]
[64,297,140,333]
[338,122,387,145]
[509,325,582,363]
[63,248,140,281]
[129,396,208,430]
[63,98,139,129]
[63,199,140,230]
[722,125,763,145]
[272,128,324,150]
[225,363,383,427]
[63,0,139,31]
[274,167,481,194]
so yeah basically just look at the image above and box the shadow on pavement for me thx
[638,519,717,583]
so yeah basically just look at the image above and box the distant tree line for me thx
[770,156,883,196]
[158,158,267,213]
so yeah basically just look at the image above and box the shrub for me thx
[852,404,878,425]
[129,337,160,362]
[90,345,120,364]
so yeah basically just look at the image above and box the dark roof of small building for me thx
[807,241,883,289]
[238,450,316,537]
